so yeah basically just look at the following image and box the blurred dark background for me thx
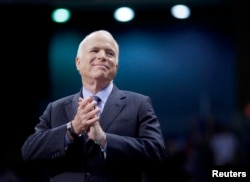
[1,0,250,181]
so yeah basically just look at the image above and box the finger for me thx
[84,108,100,121]
[78,97,90,108]
[83,116,99,132]
[82,100,98,114]
[78,97,84,104]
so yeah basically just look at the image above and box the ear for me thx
[75,57,80,71]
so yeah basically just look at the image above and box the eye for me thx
[91,49,99,53]
[106,50,115,57]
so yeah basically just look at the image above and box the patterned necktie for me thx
[92,95,101,103]
[92,95,101,114]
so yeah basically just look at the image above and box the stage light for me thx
[52,8,71,23]
[171,4,190,19]
[114,7,135,22]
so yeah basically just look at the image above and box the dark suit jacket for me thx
[21,85,167,182]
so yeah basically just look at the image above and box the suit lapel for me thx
[100,86,126,131]
[65,91,82,122]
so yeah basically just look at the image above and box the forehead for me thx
[85,32,116,49]
[86,33,114,44]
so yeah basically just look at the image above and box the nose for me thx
[97,50,106,59]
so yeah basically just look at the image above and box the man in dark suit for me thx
[21,30,167,182]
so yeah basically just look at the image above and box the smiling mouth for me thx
[94,64,108,69]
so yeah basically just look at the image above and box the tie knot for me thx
[92,96,101,103]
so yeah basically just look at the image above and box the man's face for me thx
[76,32,118,83]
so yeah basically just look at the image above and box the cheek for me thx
[109,60,118,68]
[109,62,117,70]
[110,67,118,77]
[79,63,89,75]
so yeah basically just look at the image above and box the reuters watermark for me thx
[210,167,249,181]
[212,169,246,178]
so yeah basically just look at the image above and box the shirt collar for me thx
[82,82,113,104]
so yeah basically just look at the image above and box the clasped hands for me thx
[71,96,106,147]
